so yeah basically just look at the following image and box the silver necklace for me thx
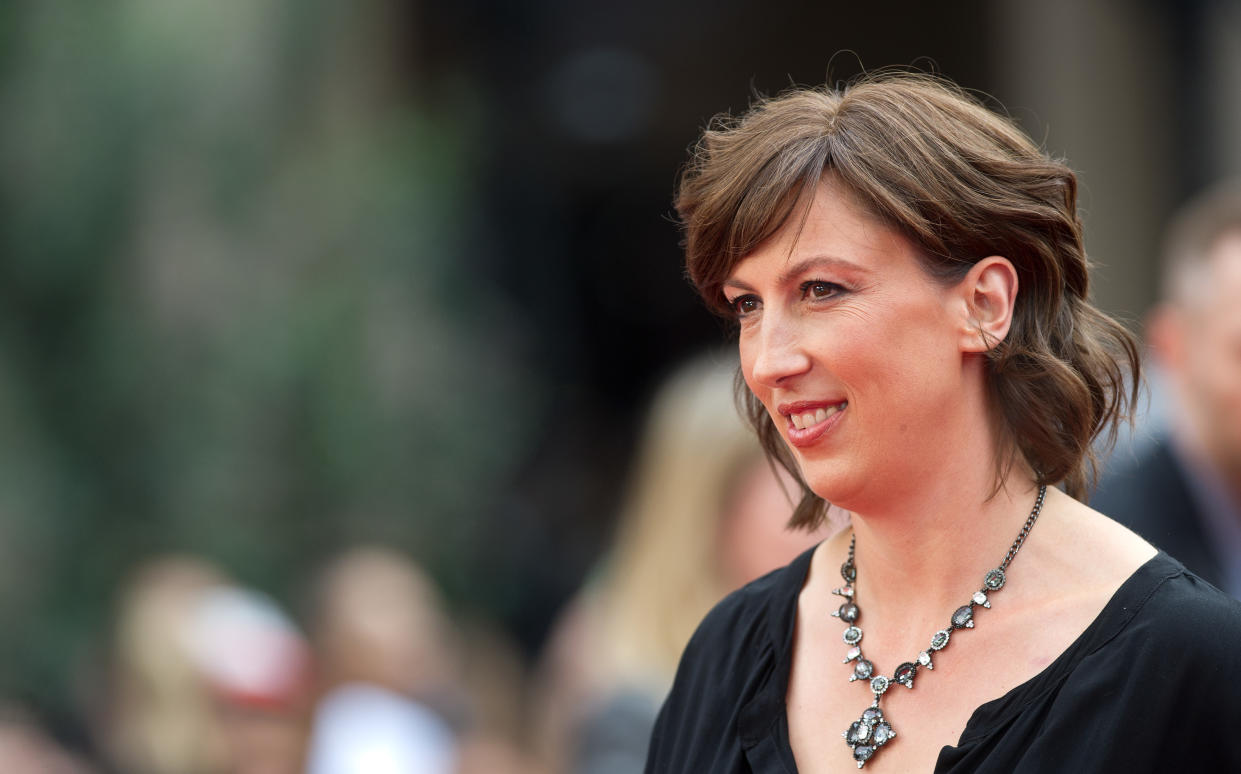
[834,485,1046,769]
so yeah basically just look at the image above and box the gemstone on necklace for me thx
[850,659,874,681]
[833,585,854,598]
[845,721,864,744]
[984,568,1006,590]
[869,675,890,695]
[894,661,917,688]
[842,559,857,583]
[918,650,933,669]
[952,605,975,629]
[973,590,990,608]
[835,602,860,622]
[930,629,951,650]
[852,745,875,767]
[843,645,862,663]
[862,707,882,724]
[873,722,894,744]
[843,626,863,645]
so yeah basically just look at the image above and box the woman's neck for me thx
[840,462,1042,649]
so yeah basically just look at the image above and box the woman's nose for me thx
[748,316,812,387]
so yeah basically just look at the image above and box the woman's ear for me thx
[958,256,1018,353]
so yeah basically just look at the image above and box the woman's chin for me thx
[800,470,861,511]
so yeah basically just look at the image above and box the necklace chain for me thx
[835,485,1047,769]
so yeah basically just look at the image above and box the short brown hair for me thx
[675,72,1140,529]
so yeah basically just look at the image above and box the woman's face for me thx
[723,178,970,513]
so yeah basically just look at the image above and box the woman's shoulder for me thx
[1068,486,1241,644]
[1061,553,1241,725]
[1120,553,1241,651]
[1061,554,1241,766]
[1055,551,1241,677]
[945,553,1241,773]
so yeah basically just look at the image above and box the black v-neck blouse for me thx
[645,547,1241,773]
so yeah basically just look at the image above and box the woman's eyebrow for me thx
[778,255,867,283]
[724,255,867,293]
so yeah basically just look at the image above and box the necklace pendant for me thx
[843,705,896,768]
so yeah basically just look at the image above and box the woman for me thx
[645,73,1241,773]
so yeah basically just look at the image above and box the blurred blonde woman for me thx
[101,556,232,774]
[100,556,310,774]
[533,354,835,774]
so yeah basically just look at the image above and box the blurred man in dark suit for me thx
[1093,182,1241,598]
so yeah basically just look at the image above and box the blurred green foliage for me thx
[0,0,542,718]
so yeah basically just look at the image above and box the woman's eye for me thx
[802,280,843,300]
[729,295,759,316]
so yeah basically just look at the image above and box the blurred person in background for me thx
[532,355,835,774]
[1093,181,1241,598]
[305,546,532,774]
[97,556,311,774]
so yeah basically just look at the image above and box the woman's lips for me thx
[781,401,847,447]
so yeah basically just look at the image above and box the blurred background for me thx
[1,0,1239,770]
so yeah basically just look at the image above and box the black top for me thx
[645,547,1241,773]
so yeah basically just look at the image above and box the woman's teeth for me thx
[790,403,845,430]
